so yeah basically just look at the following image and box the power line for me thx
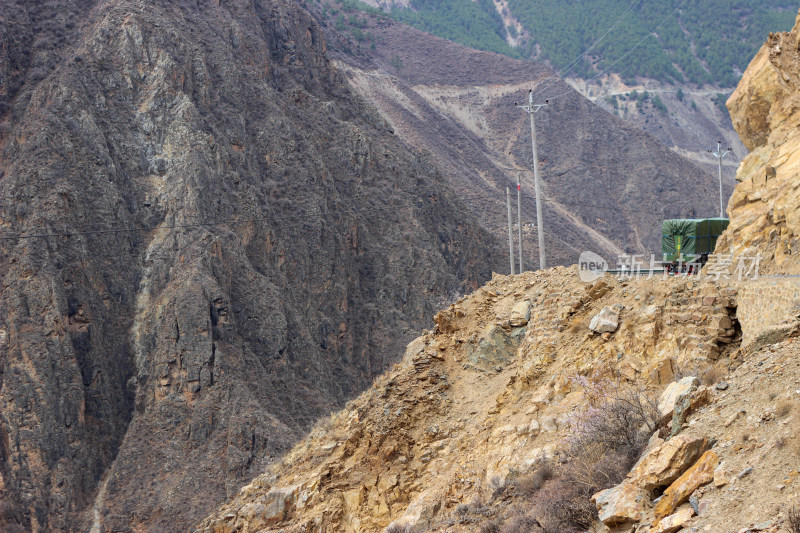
[0,186,708,242]
[538,0,689,103]
[532,0,643,99]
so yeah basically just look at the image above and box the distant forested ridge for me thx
[330,0,798,87]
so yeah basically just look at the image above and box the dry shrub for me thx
[776,398,796,419]
[511,458,554,498]
[490,474,507,500]
[567,373,660,455]
[499,512,541,533]
[479,519,501,533]
[524,372,660,532]
[788,505,800,533]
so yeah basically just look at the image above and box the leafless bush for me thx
[510,458,554,498]
[455,503,471,518]
[788,505,800,533]
[490,474,506,500]
[568,372,660,459]
[499,512,541,533]
[523,372,660,531]
[478,519,501,533]
[530,475,595,532]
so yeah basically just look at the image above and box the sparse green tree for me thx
[390,53,403,72]
[652,95,667,114]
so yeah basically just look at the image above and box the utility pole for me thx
[506,188,515,275]
[709,141,732,218]
[516,90,547,270]
[516,178,523,273]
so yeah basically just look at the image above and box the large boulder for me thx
[630,434,710,491]
[589,305,621,333]
[592,435,711,527]
[654,450,718,519]
[657,377,699,422]
[509,301,532,327]
[652,504,696,533]
[593,482,650,526]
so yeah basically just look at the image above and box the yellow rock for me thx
[652,504,696,533]
[593,481,650,526]
[630,434,709,491]
[654,450,718,519]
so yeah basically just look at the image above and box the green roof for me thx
[662,218,729,262]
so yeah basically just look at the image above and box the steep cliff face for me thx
[0,1,500,531]
[718,11,800,274]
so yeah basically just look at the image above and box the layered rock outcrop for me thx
[0,1,499,530]
[198,269,744,532]
[719,11,800,275]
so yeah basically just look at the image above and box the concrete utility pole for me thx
[516,90,547,270]
[709,141,732,218]
[516,179,523,273]
[506,187,515,275]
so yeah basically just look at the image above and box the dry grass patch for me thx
[776,398,796,419]
[788,505,800,533]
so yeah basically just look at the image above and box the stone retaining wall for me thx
[735,276,800,346]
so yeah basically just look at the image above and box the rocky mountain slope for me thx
[0,1,502,531]
[198,12,800,533]
[198,268,750,532]
[574,77,746,177]
[717,14,800,276]
[320,10,725,266]
[356,0,797,88]
[338,0,794,180]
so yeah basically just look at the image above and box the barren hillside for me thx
[198,11,800,533]
[320,13,726,267]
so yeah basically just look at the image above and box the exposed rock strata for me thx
[719,11,800,275]
[0,1,499,530]
[198,270,743,532]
